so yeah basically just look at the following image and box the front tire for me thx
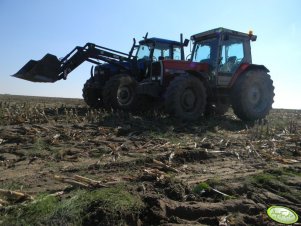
[231,70,274,121]
[82,78,103,109]
[165,74,207,121]
[103,74,137,111]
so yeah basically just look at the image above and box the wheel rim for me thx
[117,86,133,105]
[247,83,268,112]
[247,85,261,105]
[180,88,196,112]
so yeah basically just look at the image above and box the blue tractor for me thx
[12,34,189,110]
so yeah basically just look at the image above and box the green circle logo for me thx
[267,206,299,224]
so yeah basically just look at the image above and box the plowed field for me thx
[0,95,300,225]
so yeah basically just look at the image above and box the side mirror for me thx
[183,39,189,46]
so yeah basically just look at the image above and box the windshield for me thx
[137,42,183,61]
[153,43,181,60]
[136,45,151,60]
[192,38,218,66]
[153,44,170,60]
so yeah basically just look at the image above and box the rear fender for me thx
[229,64,269,87]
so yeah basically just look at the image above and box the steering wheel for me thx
[185,54,191,60]
[236,58,242,63]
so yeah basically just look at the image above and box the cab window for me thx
[219,41,244,73]
[173,47,181,60]
[153,44,171,61]
[193,44,210,62]
[137,45,150,60]
[153,48,167,61]
[192,38,218,67]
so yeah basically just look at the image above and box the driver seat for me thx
[221,56,237,72]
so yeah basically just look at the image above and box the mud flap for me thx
[11,54,61,83]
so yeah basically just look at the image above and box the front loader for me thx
[13,43,135,83]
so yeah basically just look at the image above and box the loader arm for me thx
[12,43,136,83]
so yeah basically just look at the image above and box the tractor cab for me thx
[190,27,257,86]
[137,37,188,62]
[132,36,189,79]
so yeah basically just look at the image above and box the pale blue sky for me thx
[0,0,300,109]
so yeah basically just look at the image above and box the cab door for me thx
[217,38,245,87]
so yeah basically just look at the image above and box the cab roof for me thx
[139,37,183,47]
[191,27,257,41]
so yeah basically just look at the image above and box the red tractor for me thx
[133,27,275,121]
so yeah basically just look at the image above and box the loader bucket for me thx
[12,54,61,83]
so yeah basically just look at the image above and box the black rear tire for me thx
[82,78,103,109]
[103,74,138,111]
[231,70,274,121]
[165,74,207,121]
